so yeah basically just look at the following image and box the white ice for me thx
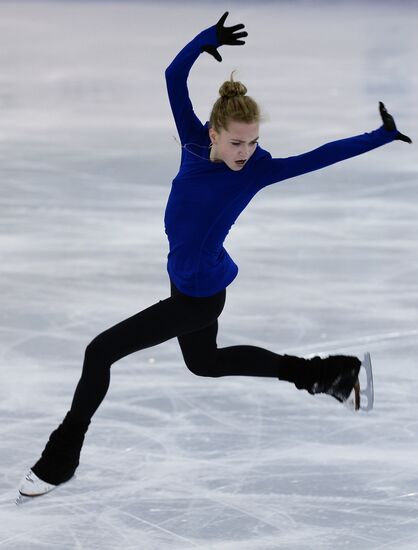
[1,1,417,548]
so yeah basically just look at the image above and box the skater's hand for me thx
[201,12,248,62]
[379,101,412,143]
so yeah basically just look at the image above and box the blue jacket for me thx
[164,24,398,297]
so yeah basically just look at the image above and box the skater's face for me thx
[209,120,259,171]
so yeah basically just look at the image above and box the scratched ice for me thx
[1,1,417,549]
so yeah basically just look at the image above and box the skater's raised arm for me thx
[258,103,412,188]
[165,12,247,145]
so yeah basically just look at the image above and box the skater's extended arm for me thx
[165,12,247,145]
[258,103,412,188]
[165,25,218,145]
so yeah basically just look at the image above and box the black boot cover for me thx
[279,354,361,403]
[31,411,91,486]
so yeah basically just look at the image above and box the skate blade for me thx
[359,352,374,411]
[18,469,58,498]
[344,352,374,412]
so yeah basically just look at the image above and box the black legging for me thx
[70,279,310,422]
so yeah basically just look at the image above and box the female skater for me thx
[19,12,411,497]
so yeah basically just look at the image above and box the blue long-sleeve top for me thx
[164,24,398,298]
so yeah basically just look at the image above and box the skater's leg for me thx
[178,316,361,399]
[25,281,226,490]
[70,282,226,422]
[178,325,312,379]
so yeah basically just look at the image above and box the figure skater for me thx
[19,12,412,498]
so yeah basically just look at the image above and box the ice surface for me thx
[0,1,417,549]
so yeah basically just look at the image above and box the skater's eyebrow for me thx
[230,137,259,142]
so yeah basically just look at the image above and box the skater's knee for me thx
[84,332,111,363]
[185,360,220,378]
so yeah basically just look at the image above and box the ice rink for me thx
[0,1,417,548]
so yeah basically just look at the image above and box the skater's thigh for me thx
[87,286,225,363]
[177,318,219,367]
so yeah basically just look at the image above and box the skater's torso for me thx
[164,121,273,298]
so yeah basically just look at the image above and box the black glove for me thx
[379,101,412,143]
[201,11,247,62]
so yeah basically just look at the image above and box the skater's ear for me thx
[209,127,219,145]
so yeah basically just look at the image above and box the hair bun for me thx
[209,69,262,133]
[219,70,247,98]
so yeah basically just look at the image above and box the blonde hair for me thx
[209,70,262,133]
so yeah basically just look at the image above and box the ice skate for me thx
[344,352,374,411]
[18,469,58,498]
[287,353,363,410]
[17,411,90,499]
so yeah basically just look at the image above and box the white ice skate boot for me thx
[16,411,90,503]
[18,469,57,497]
